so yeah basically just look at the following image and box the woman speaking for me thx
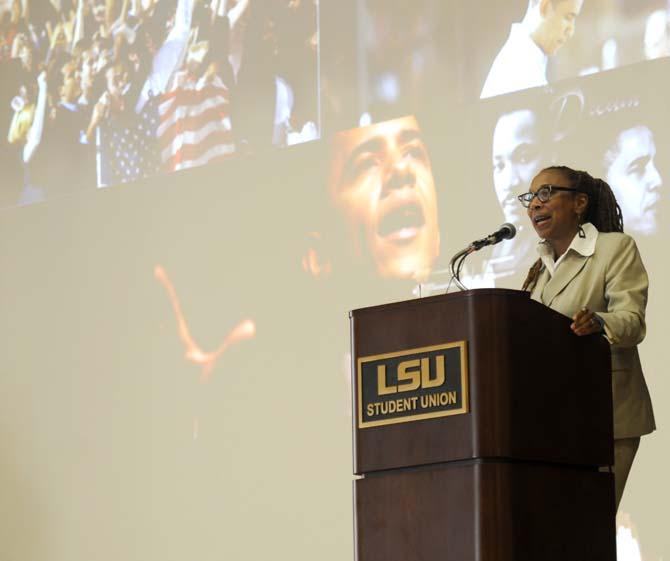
[518,165,655,509]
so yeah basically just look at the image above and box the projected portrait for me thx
[481,0,584,99]
[328,115,440,282]
[492,109,545,226]
[484,106,551,284]
[575,95,666,238]
[604,125,662,236]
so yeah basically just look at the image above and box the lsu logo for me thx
[357,341,468,428]
[376,356,446,395]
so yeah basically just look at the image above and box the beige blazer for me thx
[529,231,656,439]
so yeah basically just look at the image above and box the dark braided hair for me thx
[521,166,624,292]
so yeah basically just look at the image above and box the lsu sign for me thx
[357,341,468,428]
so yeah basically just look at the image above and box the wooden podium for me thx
[350,289,616,561]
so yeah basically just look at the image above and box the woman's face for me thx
[527,169,586,246]
[606,126,661,236]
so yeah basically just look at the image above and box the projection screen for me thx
[0,0,668,560]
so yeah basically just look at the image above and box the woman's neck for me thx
[550,232,577,261]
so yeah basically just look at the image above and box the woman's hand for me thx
[571,307,604,336]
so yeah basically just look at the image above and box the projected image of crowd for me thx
[0,0,319,206]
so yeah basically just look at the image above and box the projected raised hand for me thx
[301,231,332,278]
[154,265,256,383]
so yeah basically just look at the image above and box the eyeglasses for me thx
[517,184,577,207]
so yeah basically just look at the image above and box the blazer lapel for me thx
[541,252,590,307]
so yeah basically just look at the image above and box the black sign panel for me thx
[357,341,469,428]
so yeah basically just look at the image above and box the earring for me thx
[576,211,586,238]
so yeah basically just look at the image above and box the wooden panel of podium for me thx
[350,289,616,561]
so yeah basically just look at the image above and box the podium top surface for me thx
[350,288,528,316]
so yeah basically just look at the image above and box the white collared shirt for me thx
[536,222,598,277]
[480,23,548,99]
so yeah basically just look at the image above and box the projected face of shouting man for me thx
[329,115,440,281]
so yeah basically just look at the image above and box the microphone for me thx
[448,223,517,291]
[470,223,516,250]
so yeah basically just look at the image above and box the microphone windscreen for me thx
[500,223,517,240]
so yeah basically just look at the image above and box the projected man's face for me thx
[606,126,662,236]
[60,75,82,104]
[330,116,440,281]
[492,109,543,226]
[105,64,129,100]
[536,0,583,55]
[19,43,33,70]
